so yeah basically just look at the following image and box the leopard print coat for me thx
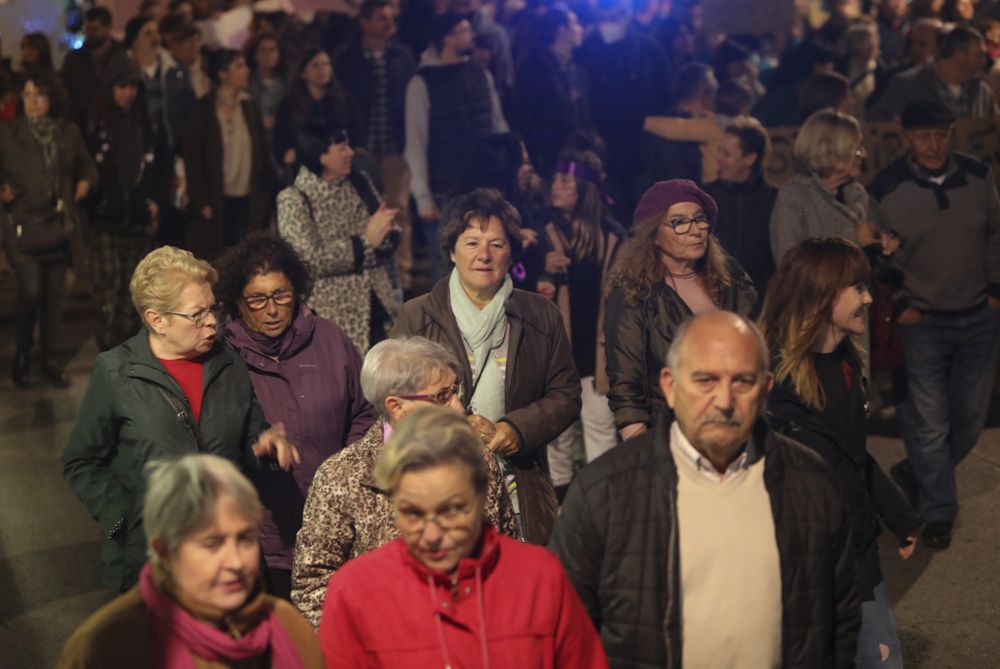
[277,167,400,354]
[291,423,517,628]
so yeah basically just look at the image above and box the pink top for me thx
[670,273,717,315]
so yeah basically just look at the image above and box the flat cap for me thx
[900,100,956,129]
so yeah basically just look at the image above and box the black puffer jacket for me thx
[767,346,922,600]
[603,254,757,430]
[548,418,860,669]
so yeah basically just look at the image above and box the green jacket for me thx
[63,330,270,592]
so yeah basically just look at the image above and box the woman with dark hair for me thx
[272,45,354,180]
[247,33,288,131]
[182,49,271,259]
[0,70,97,387]
[20,33,54,72]
[604,179,756,438]
[392,188,581,545]
[760,237,920,669]
[85,57,160,351]
[277,127,400,353]
[216,233,374,601]
[540,151,624,490]
[798,71,854,123]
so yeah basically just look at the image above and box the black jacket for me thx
[604,254,757,429]
[549,418,861,669]
[61,40,125,132]
[334,36,416,153]
[766,347,922,600]
[62,330,272,591]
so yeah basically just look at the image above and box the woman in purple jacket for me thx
[216,232,374,600]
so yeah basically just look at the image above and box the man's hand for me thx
[536,280,556,299]
[251,423,301,471]
[897,306,923,325]
[73,180,91,202]
[619,423,647,440]
[899,536,917,560]
[486,421,520,456]
[467,414,497,444]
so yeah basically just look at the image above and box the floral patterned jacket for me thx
[291,423,517,628]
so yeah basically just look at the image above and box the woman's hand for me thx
[467,414,497,444]
[536,280,556,299]
[486,421,521,456]
[519,228,539,249]
[366,202,399,247]
[73,180,91,202]
[897,307,923,326]
[545,250,571,274]
[251,423,301,471]
[899,536,917,560]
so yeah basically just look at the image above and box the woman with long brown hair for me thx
[760,237,920,669]
[603,179,756,439]
[540,151,624,493]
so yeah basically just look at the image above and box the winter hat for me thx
[430,12,472,50]
[633,179,718,226]
[124,16,156,50]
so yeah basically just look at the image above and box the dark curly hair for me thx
[213,232,314,320]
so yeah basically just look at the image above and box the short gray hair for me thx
[144,454,262,567]
[361,337,462,421]
[666,312,770,374]
[793,108,861,178]
[373,406,489,495]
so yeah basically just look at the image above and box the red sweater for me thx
[318,526,608,669]
[158,357,205,422]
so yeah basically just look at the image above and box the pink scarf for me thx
[138,563,304,669]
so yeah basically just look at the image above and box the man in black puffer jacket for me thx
[550,311,860,668]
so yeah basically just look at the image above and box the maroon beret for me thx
[633,179,718,226]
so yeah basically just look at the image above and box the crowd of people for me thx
[0,0,997,666]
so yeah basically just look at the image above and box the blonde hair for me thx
[758,237,871,410]
[144,454,262,568]
[130,246,218,328]
[374,406,489,496]
[793,108,862,178]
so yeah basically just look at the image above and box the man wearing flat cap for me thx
[869,99,1000,549]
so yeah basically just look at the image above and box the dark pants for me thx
[265,567,292,602]
[89,231,150,350]
[223,196,251,248]
[896,303,1000,522]
[13,256,68,355]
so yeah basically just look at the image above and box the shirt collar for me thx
[670,421,751,482]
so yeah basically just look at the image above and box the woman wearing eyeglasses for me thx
[292,337,515,628]
[604,180,757,440]
[62,246,300,594]
[317,406,607,669]
[214,233,374,601]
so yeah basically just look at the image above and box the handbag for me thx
[15,199,73,255]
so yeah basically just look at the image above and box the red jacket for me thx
[318,525,608,669]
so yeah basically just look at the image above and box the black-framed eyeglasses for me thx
[242,289,295,311]
[664,212,712,235]
[164,302,224,327]
[397,382,463,406]
[394,500,477,533]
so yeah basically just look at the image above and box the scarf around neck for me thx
[138,563,303,669]
[449,268,512,422]
[27,116,61,198]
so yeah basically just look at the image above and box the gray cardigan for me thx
[769,172,865,263]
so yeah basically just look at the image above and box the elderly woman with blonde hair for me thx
[63,246,299,594]
[769,108,889,263]
[58,454,324,668]
[291,336,515,628]
[317,406,607,668]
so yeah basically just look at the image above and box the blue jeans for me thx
[855,582,903,669]
[896,303,1000,522]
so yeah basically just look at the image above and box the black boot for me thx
[11,350,29,388]
[41,356,69,388]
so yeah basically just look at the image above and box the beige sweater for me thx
[671,429,783,668]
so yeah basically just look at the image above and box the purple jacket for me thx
[224,306,374,570]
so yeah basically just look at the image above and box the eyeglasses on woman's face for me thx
[397,382,463,406]
[165,302,224,327]
[242,289,294,311]
[394,499,477,533]
[663,212,711,235]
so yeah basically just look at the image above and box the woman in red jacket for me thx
[318,406,608,669]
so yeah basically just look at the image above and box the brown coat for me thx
[291,423,516,628]
[57,575,324,668]
[392,278,582,545]
[181,91,271,259]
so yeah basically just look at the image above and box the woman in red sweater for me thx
[318,406,608,669]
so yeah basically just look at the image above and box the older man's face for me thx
[661,317,772,467]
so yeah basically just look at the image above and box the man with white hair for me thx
[550,311,860,668]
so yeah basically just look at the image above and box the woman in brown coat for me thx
[392,188,581,545]
[182,50,271,259]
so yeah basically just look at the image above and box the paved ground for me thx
[0,273,997,668]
